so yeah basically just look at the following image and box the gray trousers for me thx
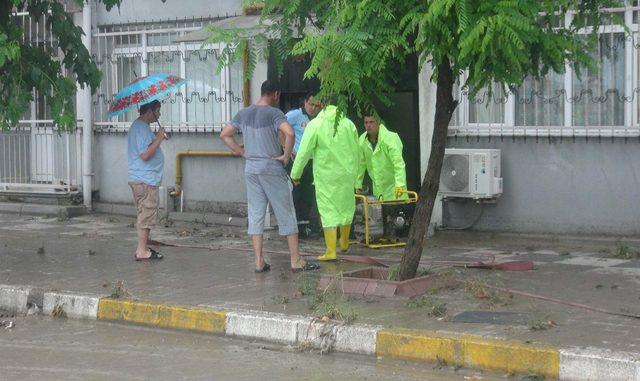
[246,173,298,236]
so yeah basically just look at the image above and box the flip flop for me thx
[135,248,164,261]
[291,261,320,273]
[255,263,271,273]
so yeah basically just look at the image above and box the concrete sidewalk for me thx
[0,212,638,379]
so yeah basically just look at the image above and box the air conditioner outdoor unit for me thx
[439,149,502,199]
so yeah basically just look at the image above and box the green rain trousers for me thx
[355,124,407,201]
[291,106,360,228]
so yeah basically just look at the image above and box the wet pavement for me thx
[0,212,638,354]
[0,315,505,381]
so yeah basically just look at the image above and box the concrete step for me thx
[0,202,87,219]
[94,202,247,227]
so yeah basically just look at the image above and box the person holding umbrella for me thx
[108,73,186,261]
[127,100,166,260]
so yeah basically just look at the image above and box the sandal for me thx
[291,261,320,273]
[254,263,271,273]
[135,248,164,261]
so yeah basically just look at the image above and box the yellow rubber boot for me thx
[339,225,351,253]
[317,228,337,261]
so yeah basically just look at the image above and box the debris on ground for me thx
[0,311,15,319]
[37,244,45,255]
[88,249,96,256]
[521,373,546,380]
[406,296,448,319]
[0,320,14,329]
[309,285,358,324]
[464,277,514,308]
[385,265,400,281]
[272,295,290,305]
[611,243,640,260]
[26,302,41,316]
[529,319,557,331]
[109,280,132,299]
[51,305,67,318]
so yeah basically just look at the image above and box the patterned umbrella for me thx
[107,73,186,119]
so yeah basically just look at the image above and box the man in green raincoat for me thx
[291,104,360,261]
[356,115,408,201]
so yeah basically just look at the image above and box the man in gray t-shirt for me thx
[220,80,319,273]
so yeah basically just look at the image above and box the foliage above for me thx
[0,0,121,130]
[208,0,622,115]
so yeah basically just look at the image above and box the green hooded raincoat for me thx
[291,106,359,228]
[356,124,407,201]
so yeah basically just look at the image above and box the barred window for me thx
[515,72,565,127]
[572,33,625,126]
[468,83,505,125]
[93,19,244,132]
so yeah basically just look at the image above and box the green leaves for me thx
[0,33,20,66]
[209,0,620,113]
[1,0,122,131]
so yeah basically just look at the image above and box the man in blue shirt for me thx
[285,93,321,236]
[127,100,166,261]
[286,93,321,154]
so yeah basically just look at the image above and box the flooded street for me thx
[0,315,508,381]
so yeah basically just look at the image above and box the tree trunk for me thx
[398,57,458,281]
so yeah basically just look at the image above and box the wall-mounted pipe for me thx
[170,150,239,197]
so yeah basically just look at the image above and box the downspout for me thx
[243,44,251,107]
[81,1,93,209]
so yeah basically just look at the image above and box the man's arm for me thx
[355,139,367,190]
[140,127,166,161]
[388,134,407,192]
[220,123,245,157]
[273,121,294,166]
[290,123,317,182]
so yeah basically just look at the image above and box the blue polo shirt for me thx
[285,108,310,154]
[127,119,164,186]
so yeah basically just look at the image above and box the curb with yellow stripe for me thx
[0,285,638,381]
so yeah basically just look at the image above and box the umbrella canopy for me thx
[108,73,186,119]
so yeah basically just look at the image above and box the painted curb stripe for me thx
[97,298,226,334]
[0,285,30,314]
[560,348,640,381]
[376,329,560,378]
[1,284,636,380]
[43,292,99,320]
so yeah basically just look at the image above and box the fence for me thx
[0,123,82,193]
[1,9,83,194]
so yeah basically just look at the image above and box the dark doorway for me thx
[268,53,421,192]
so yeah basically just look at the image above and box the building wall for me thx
[442,136,640,235]
[95,0,242,26]
[94,132,248,213]
[91,0,263,214]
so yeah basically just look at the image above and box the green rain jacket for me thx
[356,124,408,201]
[291,106,360,228]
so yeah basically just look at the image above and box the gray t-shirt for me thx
[231,105,288,175]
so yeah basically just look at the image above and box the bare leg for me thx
[287,233,304,268]
[135,228,151,258]
[251,234,266,270]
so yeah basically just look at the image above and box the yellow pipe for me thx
[171,150,238,197]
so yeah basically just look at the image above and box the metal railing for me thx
[0,122,82,194]
[92,18,244,132]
